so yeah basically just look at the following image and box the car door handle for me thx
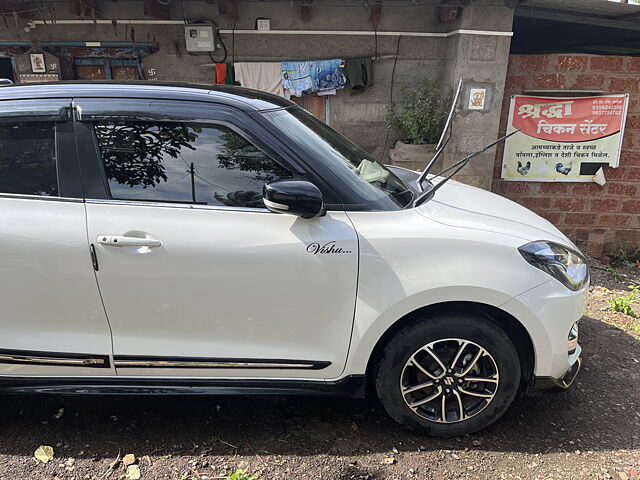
[97,235,162,248]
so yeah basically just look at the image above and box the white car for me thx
[0,82,587,437]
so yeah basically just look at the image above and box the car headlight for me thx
[518,241,589,291]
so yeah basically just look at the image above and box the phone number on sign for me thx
[592,105,624,116]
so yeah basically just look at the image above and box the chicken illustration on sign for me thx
[502,95,629,182]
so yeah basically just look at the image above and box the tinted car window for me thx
[94,121,291,208]
[0,122,57,196]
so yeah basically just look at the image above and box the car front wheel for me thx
[374,313,521,437]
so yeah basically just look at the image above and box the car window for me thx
[263,107,413,210]
[0,122,58,196]
[94,121,292,208]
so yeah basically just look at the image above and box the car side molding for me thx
[0,349,110,368]
[0,350,331,371]
[113,356,331,370]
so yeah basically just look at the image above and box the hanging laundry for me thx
[234,62,288,98]
[282,61,314,97]
[214,63,227,85]
[311,59,346,94]
[343,57,374,94]
[225,63,237,85]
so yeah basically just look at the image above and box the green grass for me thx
[609,285,639,318]
[228,470,258,480]
[607,266,621,282]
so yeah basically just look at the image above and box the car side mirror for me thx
[263,180,325,219]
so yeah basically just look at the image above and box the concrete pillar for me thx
[439,1,514,190]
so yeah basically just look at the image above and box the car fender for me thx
[342,284,548,377]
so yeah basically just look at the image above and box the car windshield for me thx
[262,107,413,209]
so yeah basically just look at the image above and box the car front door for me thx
[77,99,358,379]
[0,99,114,376]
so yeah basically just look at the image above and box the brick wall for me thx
[492,53,640,258]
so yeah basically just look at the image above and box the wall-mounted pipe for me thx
[33,19,186,25]
[219,28,513,37]
[29,20,513,38]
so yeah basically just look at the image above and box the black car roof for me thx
[0,81,296,112]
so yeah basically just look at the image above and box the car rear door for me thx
[0,98,114,376]
[76,98,359,380]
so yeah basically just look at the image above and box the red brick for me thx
[590,198,620,212]
[590,56,624,72]
[553,197,587,211]
[608,77,640,94]
[499,182,530,195]
[519,55,548,72]
[627,115,640,130]
[570,74,605,90]
[607,182,638,197]
[518,196,552,210]
[564,213,597,226]
[556,55,588,71]
[622,133,636,150]
[628,167,640,181]
[586,230,606,259]
[621,199,640,213]
[505,75,527,90]
[571,182,605,196]
[627,57,640,73]
[539,211,562,225]
[603,166,627,181]
[620,150,640,166]
[535,73,565,89]
[539,183,568,194]
[615,229,640,243]
[573,229,590,242]
[598,213,631,227]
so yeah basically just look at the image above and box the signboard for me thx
[501,94,629,182]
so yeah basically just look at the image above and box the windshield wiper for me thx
[416,77,464,190]
[412,76,520,207]
[413,128,520,207]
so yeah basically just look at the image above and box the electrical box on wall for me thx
[185,25,215,52]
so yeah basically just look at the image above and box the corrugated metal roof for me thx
[523,0,640,17]
[513,0,640,55]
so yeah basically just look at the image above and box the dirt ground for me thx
[1,259,639,480]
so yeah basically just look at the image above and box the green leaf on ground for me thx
[229,470,258,480]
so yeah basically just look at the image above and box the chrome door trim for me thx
[0,193,83,203]
[85,198,272,213]
[114,357,331,370]
[192,204,271,213]
[0,349,110,368]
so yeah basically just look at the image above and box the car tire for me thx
[374,313,521,437]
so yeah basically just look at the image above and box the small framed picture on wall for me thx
[30,53,46,73]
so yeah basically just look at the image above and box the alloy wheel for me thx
[399,338,499,423]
